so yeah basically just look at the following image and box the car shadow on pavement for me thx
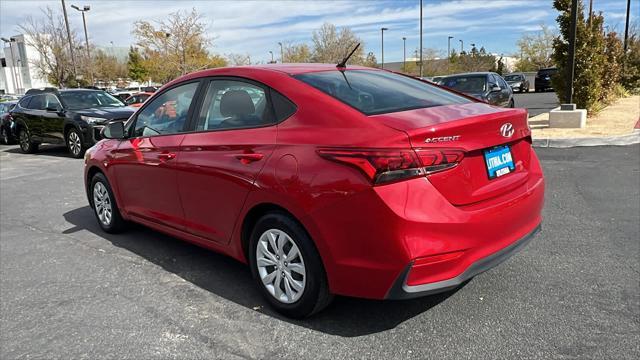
[2,144,74,158]
[62,206,464,337]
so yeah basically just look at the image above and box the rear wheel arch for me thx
[241,203,296,261]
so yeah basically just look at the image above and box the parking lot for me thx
[0,143,638,359]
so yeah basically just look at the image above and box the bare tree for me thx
[283,43,312,63]
[132,8,226,82]
[226,53,252,66]
[311,23,369,65]
[19,7,82,87]
[516,25,556,71]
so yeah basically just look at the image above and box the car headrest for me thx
[220,90,255,117]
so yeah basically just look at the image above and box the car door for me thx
[41,94,66,142]
[111,81,201,230]
[176,78,285,244]
[23,95,47,141]
[486,75,501,106]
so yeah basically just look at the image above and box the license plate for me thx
[483,145,515,179]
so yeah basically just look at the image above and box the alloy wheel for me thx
[68,131,81,156]
[93,182,113,226]
[256,229,306,304]
[1,128,8,144]
[19,130,29,151]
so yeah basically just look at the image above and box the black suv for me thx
[10,88,135,157]
[534,67,558,92]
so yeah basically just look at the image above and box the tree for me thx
[127,46,147,81]
[311,23,369,65]
[283,43,312,63]
[551,0,606,111]
[93,49,127,83]
[621,23,640,93]
[515,25,556,71]
[226,53,252,66]
[19,7,83,87]
[602,31,625,98]
[132,8,226,82]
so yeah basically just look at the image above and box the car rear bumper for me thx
[385,224,541,299]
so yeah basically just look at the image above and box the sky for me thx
[1,0,637,64]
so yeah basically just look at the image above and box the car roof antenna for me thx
[336,43,360,69]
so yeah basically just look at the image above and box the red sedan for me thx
[84,64,544,318]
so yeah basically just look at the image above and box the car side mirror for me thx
[490,85,501,92]
[46,105,62,113]
[102,121,126,139]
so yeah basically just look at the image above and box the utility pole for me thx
[61,0,77,84]
[402,37,406,72]
[71,5,92,84]
[566,0,579,104]
[623,0,631,53]
[419,0,423,77]
[380,27,388,69]
[1,38,19,93]
[278,42,284,63]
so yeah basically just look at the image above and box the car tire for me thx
[0,127,10,145]
[18,128,38,153]
[90,172,126,233]
[249,211,333,318]
[66,128,85,158]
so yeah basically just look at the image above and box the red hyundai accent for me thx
[84,64,544,318]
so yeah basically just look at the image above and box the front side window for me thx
[45,94,62,110]
[29,95,47,110]
[295,70,470,115]
[196,80,273,131]
[133,82,198,137]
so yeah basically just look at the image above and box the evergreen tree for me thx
[127,46,147,82]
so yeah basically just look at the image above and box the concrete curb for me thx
[533,130,640,148]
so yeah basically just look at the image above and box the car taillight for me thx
[317,148,464,185]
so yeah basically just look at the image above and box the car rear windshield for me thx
[538,68,557,76]
[294,70,470,115]
[59,91,125,110]
[439,75,487,93]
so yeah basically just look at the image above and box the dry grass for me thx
[530,95,639,138]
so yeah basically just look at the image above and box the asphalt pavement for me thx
[0,143,638,359]
[514,91,559,117]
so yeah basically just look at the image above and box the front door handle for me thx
[158,152,176,161]
[235,153,264,164]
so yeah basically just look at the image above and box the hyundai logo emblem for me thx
[500,123,514,138]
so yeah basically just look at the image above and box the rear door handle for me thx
[158,152,176,161]
[235,153,264,164]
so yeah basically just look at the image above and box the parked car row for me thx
[6,88,136,157]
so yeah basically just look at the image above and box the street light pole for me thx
[61,0,77,84]
[419,0,423,77]
[71,5,92,84]
[402,37,406,72]
[269,51,274,63]
[1,38,20,93]
[447,36,453,59]
[459,39,463,53]
[380,27,388,69]
[566,0,579,104]
[278,42,284,63]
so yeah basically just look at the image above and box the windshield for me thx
[440,76,487,93]
[504,75,522,81]
[60,91,124,110]
[294,70,470,115]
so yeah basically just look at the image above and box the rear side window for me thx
[271,90,297,121]
[295,70,470,115]
[29,95,46,110]
[18,96,33,109]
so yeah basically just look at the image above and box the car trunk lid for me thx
[371,102,532,206]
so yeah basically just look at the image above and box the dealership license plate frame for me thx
[483,144,516,180]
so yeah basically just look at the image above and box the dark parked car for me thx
[504,73,530,93]
[10,88,135,157]
[439,72,514,107]
[535,67,557,92]
[0,101,18,144]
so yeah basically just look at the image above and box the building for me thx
[1,34,54,95]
